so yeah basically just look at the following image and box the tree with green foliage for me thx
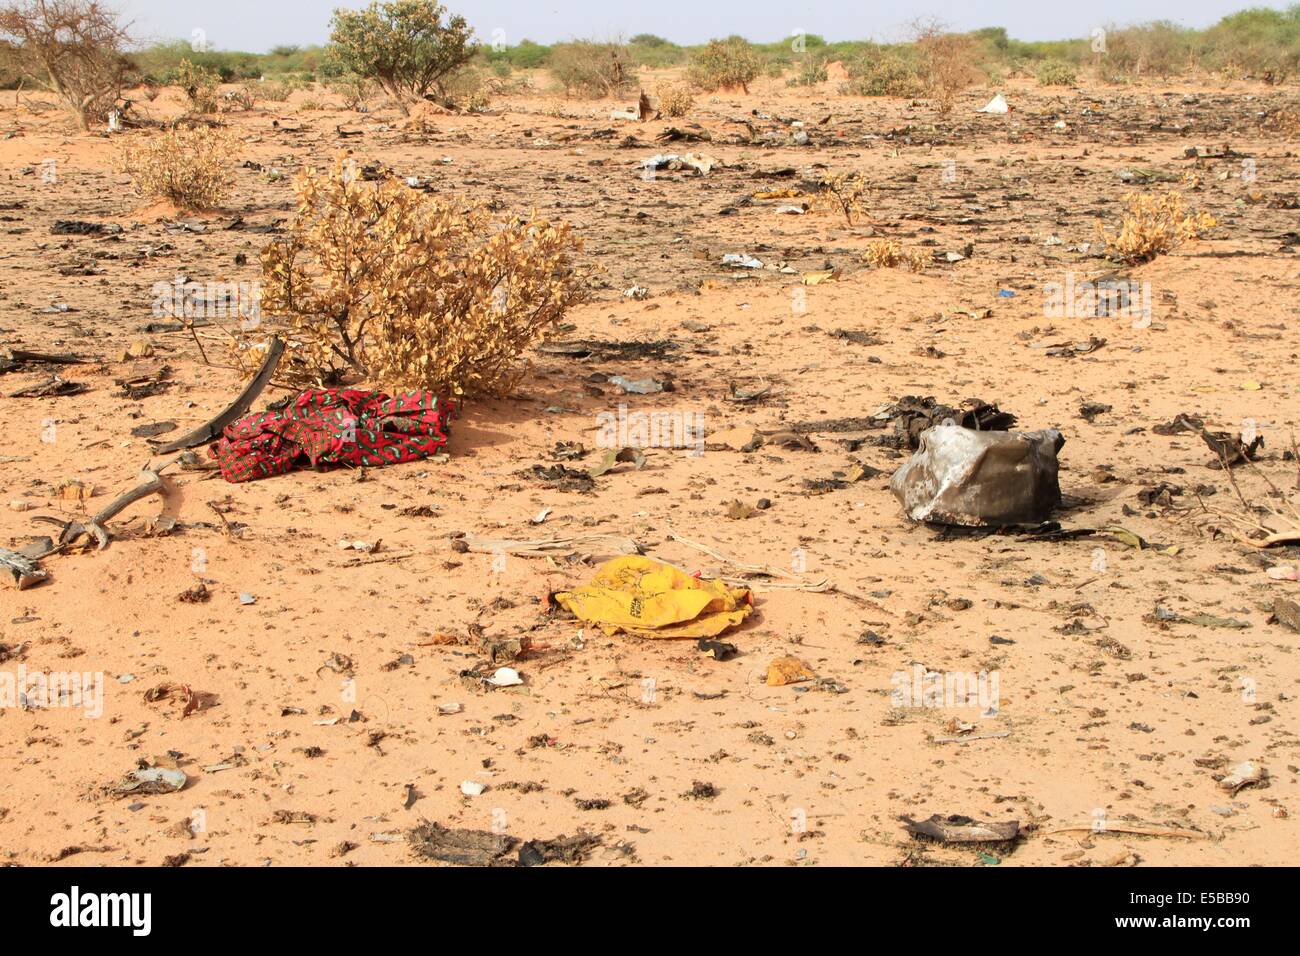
[328,0,473,115]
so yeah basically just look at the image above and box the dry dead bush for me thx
[175,58,220,113]
[119,126,238,209]
[238,156,588,398]
[864,239,928,272]
[548,41,633,98]
[814,171,870,226]
[914,22,980,114]
[0,0,132,130]
[655,81,694,117]
[224,84,257,111]
[1102,189,1217,264]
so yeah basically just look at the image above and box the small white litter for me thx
[976,93,1010,114]
[486,667,523,687]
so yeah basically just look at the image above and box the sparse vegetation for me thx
[655,81,694,117]
[841,45,922,97]
[914,22,980,113]
[689,36,762,92]
[254,77,299,102]
[865,239,928,272]
[245,156,588,397]
[815,171,870,226]
[328,73,376,110]
[435,64,489,109]
[547,40,633,98]
[119,126,239,208]
[788,51,830,87]
[1036,59,1077,86]
[1103,189,1217,263]
[176,58,220,113]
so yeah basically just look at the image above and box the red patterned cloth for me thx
[209,389,454,483]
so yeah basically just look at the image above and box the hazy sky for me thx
[117,0,1290,52]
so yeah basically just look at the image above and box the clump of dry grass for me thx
[655,82,694,117]
[237,155,588,398]
[864,239,928,272]
[814,171,870,226]
[1102,189,1217,264]
[118,126,238,209]
[255,78,299,102]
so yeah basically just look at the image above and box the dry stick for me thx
[1291,430,1300,490]
[207,502,234,538]
[186,319,211,366]
[1193,455,1300,547]
[666,530,800,580]
[1216,446,1255,514]
[153,337,285,454]
[30,457,180,555]
[1241,456,1300,527]
[665,529,889,612]
[931,730,1012,745]
[1046,823,1210,840]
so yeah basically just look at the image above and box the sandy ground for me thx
[0,74,1297,867]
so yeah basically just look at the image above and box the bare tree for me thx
[0,0,132,130]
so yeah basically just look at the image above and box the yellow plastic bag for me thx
[553,556,753,639]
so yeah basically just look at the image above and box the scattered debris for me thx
[902,814,1020,844]
[766,655,814,686]
[891,424,1064,526]
[551,556,753,638]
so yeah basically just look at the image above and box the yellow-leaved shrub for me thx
[238,155,588,398]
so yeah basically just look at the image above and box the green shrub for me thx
[688,36,762,92]
[1036,59,1077,85]
[841,45,922,96]
[788,51,829,86]
[328,0,474,116]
